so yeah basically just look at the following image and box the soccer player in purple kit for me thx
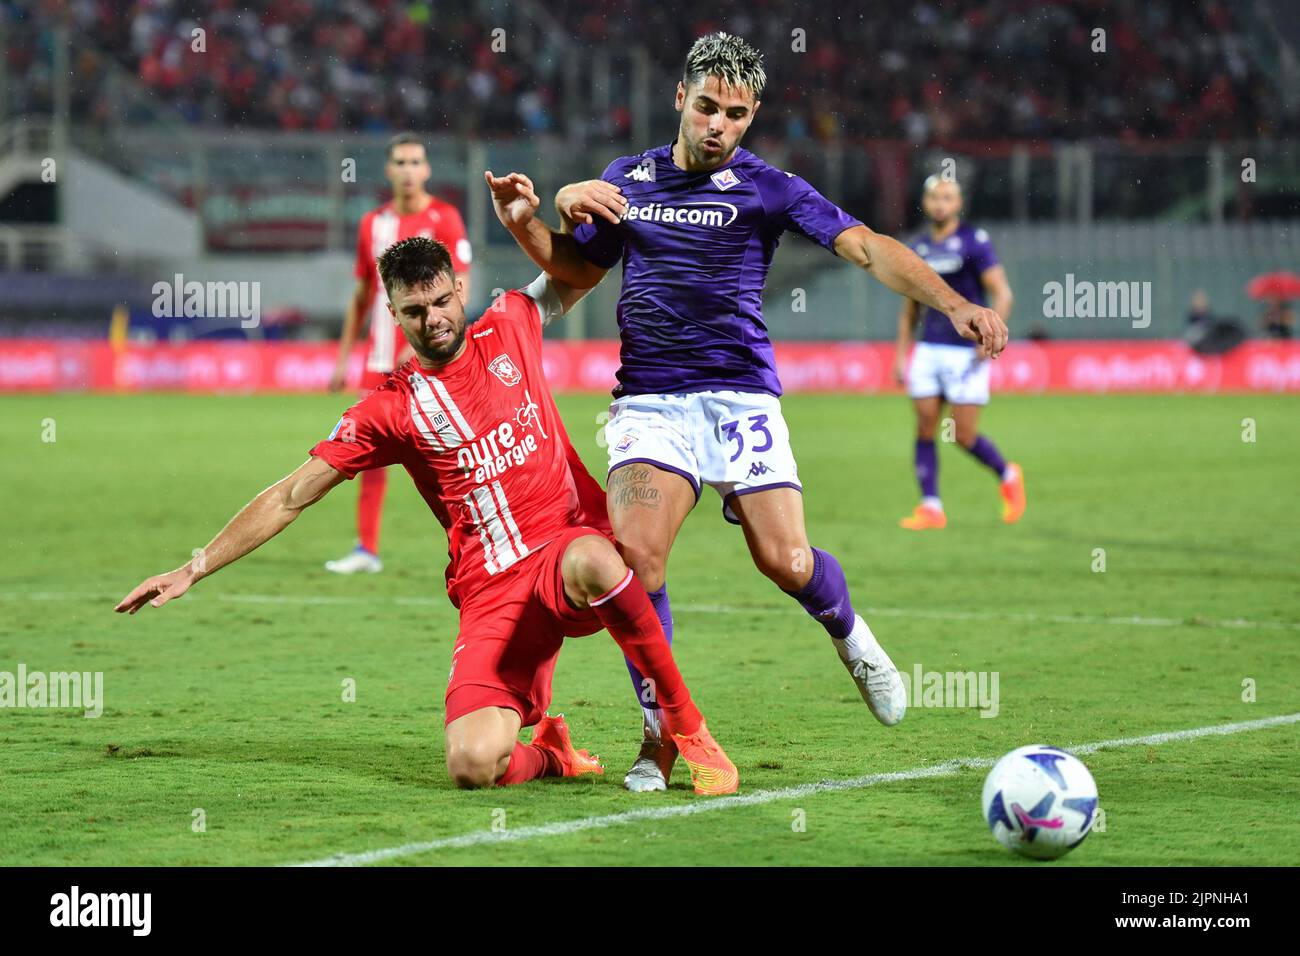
[893,176,1025,531]
[492,33,1008,792]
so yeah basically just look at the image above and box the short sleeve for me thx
[571,158,628,269]
[520,273,565,328]
[775,172,862,253]
[354,214,373,282]
[438,206,473,273]
[970,227,1000,274]
[309,387,404,479]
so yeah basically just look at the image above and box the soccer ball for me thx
[981,744,1099,860]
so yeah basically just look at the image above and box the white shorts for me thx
[605,390,801,524]
[907,342,991,406]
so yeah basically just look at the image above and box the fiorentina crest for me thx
[488,353,522,387]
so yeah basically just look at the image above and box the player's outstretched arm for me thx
[483,170,608,290]
[835,225,1009,359]
[114,457,346,615]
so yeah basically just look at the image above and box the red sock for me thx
[357,466,387,554]
[591,571,702,737]
[496,742,561,786]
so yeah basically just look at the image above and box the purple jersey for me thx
[573,142,861,397]
[906,222,1000,348]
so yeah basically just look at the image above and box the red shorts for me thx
[443,525,611,728]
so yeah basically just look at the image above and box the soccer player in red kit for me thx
[115,226,737,794]
[326,132,472,575]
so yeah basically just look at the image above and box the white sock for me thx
[1001,464,1018,483]
[922,496,943,511]
[836,614,873,659]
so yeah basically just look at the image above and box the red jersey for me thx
[355,197,471,373]
[310,285,609,606]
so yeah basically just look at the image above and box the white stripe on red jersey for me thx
[408,373,467,450]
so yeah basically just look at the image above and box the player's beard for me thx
[685,128,734,168]
[410,321,466,365]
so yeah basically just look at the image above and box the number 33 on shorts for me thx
[701,392,801,523]
[720,414,773,465]
[605,390,801,523]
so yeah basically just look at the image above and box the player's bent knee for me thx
[444,723,512,789]
[562,534,627,600]
[752,542,809,591]
[445,741,506,789]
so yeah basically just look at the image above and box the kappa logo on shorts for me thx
[488,353,522,387]
[747,461,772,478]
[614,432,638,453]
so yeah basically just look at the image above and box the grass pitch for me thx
[1,391,1297,866]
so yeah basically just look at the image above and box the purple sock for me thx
[783,548,856,640]
[964,434,1008,478]
[915,439,939,498]
[626,584,673,712]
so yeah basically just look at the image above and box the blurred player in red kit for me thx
[326,132,472,575]
[114,176,738,796]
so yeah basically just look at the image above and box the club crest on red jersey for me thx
[488,353,522,387]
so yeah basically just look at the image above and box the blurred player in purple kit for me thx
[493,33,1008,791]
[893,176,1025,530]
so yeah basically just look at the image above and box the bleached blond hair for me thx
[683,32,766,102]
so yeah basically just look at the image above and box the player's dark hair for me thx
[376,236,454,297]
[683,32,766,102]
[386,131,427,159]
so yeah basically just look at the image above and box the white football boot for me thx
[324,547,383,575]
[835,614,907,726]
[623,710,678,792]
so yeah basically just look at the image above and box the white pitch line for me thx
[859,606,1300,633]
[6,590,1299,632]
[290,712,1300,867]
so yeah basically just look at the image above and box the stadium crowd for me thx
[2,0,1288,143]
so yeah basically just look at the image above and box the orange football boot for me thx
[899,504,947,530]
[1000,463,1026,524]
[670,720,739,796]
[531,714,604,777]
